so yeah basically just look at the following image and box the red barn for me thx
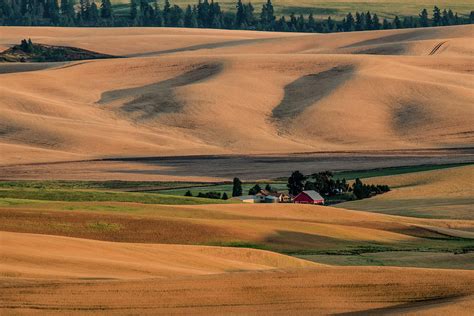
[293,190,325,205]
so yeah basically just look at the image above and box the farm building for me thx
[256,192,279,203]
[231,195,257,203]
[231,194,280,204]
[257,190,290,203]
[293,190,325,205]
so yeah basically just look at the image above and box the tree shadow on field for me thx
[97,63,223,121]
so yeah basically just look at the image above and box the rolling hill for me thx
[0,25,473,167]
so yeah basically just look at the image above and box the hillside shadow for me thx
[97,63,223,121]
[264,230,363,251]
[126,38,278,57]
[272,65,354,122]
[336,295,466,316]
[392,102,433,137]
[343,28,440,49]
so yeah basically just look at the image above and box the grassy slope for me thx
[0,188,234,205]
[0,180,207,189]
[337,164,474,219]
[1,195,473,267]
[297,251,474,269]
[112,0,474,19]
[0,164,473,269]
[334,163,472,180]
[156,182,287,196]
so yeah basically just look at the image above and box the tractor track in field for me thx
[429,41,447,55]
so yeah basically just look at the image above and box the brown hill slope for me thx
[0,26,473,165]
[338,164,474,219]
[0,231,319,279]
[2,230,474,315]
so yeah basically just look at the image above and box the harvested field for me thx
[0,231,319,279]
[338,164,474,219]
[0,26,473,170]
[1,24,473,315]
[2,263,474,315]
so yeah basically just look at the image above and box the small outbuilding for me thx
[293,190,325,205]
[231,195,257,203]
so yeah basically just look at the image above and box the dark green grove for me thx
[0,0,472,32]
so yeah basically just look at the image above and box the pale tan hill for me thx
[338,164,474,219]
[0,27,298,56]
[0,231,319,279]
[0,26,473,166]
[2,264,474,315]
[1,232,474,314]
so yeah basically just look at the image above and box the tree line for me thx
[1,0,473,32]
[286,170,390,200]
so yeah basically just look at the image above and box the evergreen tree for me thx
[154,1,163,26]
[100,0,112,19]
[248,184,262,195]
[197,0,209,27]
[60,0,75,25]
[296,14,305,31]
[79,0,91,22]
[372,13,380,29]
[432,6,441,26]
[49,0,60,24]
[184,190,192,196]
[244,2,254,27]
[355,12,364,31]
[307,13,316,31]
[343,12,354,31]
[222,192,229,200]
[287,171,306,196]
[1,0,471,33]
[209,1,222,28]
[276,15,288,31]
[0,0,13,23]
[352,178,367,199]
[393,15,401,28]
[89,1,99,24]
[288,12,296,30]
[130,0,138,22]
[142,0,157,26]
[403,16,416,28]
[454,12,460,25]
[441,9,449,26]
[260,0,274,30]
[232,177,242,197]
[419,8,429,27]
[326,16,335,32]
[235,0,244,28]
[365,11,373,30]
[184,4,196,27]
[447,9,455,25]
[20,38,34,52]
[162,0,171,26]
[169,4,183,26]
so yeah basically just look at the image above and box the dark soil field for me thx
[1,149,472,181]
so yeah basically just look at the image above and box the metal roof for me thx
[301,190,324,201]
[232,195,256,200]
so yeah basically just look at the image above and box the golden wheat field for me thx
[0,25,473,166]
[0,24,474,315]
